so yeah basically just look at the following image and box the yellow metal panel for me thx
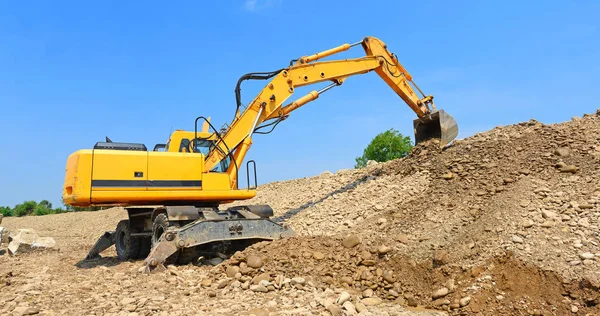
[201,173,234,191]
[90,188,256,204]
[147,152,203,191]
[91,150,148,191]
[62,150,93,206]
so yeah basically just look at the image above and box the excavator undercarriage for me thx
[86,205,294,271]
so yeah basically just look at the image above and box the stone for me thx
[541,221,554,228]
[361,297,382,306]
[442,172,454,180]
[200,279,212,287]
[246,255,264,269]
[433,249,449,266]
[362,289,373,298]
[397,234,409,244]
[250,284,268,293]
[336,291,351,305]
[342,301,356,314]
[340,276,353,285]
[554,147,570,157]
[8,229,55,255]
[0,226,4,245]
[266,300,277,309]
[522,219,534,228]
[327,304,342,316]
[291,277,306,285]
[406,294,418,307]
[382,271,394,283]
[377,245,392,255]
[571,305,578,313]
[252,273,270,285]
[226,266,240,278]
[542,210,557,219]
[432,287,449,299]
[559,165,578,174]
[342,234,360,248]
[579,253,595,260]
[208,257,223,266]
[121,298,136,305]
[355,302,367,313]
[0,214,3,224]
[459,296,471,307]
[313,252,325,260]
[367,160,378,167]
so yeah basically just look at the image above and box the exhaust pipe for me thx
[413,109,459,149]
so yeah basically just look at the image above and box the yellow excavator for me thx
[63,36,458,271]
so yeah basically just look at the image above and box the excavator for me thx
[62,36,458,272]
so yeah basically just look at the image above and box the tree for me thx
[355,128,413,168]
[13,200,38,217]
[0,206,12,217]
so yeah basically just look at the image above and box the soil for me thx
[1,110,600,315]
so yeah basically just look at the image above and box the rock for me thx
[200,279,212,287]
[266,300,277,309]
[252,273,270,285]
[121,298,136,305]
[250,284,268,293]
[0,226,4,245]
[503,178,515,184]
[522,219,534,228]
[226,266,240,278]
[382,271,394,283]
[246,255,264,269]
[432,287,449,299]
[12,307,40,315]
[217,279,230,289]
[291,277,306,285]
[397,234,410,244]
[367,160,378,167]
[8,229,55,255]
[579,253,595,260]
[406,294,418,307]
[355,302,367,313]
[542,210,557,219]
[361,297,382,306]
[336,291,351,305]
[459,296,471,307]
[342,235,360,248]
[340,276,353,285]
[377,245,392,255]
[327,304,342,316]
[313,252,325,260]
[554,147,570,157]
[559,165,578,174]
[571,305,579,313]
[362,289,373,298]
[342,301,357,314]
[541,221,554,228]
[433,250,449,266]
[0,214,3,224]
[377,218,387,225]
[208,257,223,266]
[442,172,454,180]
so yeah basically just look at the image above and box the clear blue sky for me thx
[1,1,599,208]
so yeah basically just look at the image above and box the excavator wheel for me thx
[152,213,181,264]
[115,219,141,261]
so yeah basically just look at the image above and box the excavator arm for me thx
[203,36,458,185]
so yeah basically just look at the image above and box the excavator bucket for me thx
[413,109,459,149]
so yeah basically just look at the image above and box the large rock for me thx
[0,214,3,224]
[7,229,56,255]
[0,226,4,246]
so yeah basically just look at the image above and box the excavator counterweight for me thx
[63,35,458,272]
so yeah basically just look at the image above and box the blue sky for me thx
[1,0,599,208]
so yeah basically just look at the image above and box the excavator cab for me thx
[413,109,459,148]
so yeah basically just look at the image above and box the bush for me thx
[0,206,12,217]
[13,200,38,217]
[355,128,413,168]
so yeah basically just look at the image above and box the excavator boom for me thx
[204,36,458,176]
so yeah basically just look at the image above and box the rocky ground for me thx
[1,110,600,315]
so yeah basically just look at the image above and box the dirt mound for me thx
[1,111,600,315]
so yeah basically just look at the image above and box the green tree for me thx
[39,200,53,209]
[355,128,413,168]
[13,200,38,217]
[0,206,13,217]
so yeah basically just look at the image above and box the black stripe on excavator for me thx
[91,180,202,187]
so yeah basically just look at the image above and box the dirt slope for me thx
[1,110,600,316]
